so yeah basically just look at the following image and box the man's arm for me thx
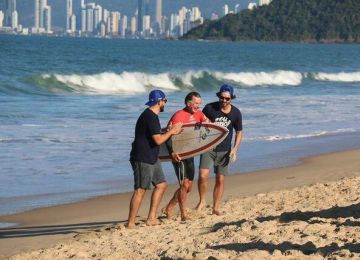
[152,123,182,145]
[229,130,242,163]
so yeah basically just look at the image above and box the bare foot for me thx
[181,215,191,222]
[146,218,160,226]
[126,222,136,229]
[161,207,173,220]
[195,202,206,211]
[212,209,223,216]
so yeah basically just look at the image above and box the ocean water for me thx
[0,35,360,216]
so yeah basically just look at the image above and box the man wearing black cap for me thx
[196,84,243,215]
[127,89,182,228]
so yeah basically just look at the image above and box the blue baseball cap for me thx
[217,84,236,99]
[145,89,166,106]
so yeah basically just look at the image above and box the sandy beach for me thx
[1,149,360,259]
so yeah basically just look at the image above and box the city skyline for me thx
[0,0,271,38]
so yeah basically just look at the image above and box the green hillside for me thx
[183,0,360,43]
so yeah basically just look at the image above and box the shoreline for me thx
[1,148,359,258]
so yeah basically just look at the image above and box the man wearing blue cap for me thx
[196,84,243,215]
[127,89,182,228]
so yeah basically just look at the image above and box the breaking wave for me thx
[4,70,359,96]
[313,72,360,82]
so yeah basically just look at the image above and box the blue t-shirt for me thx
[203,102,242,152]
[130,108,162,164]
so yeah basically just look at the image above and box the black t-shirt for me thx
[203,102,243,152]
[130,108,161,164]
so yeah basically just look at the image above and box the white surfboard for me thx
[159,122,229,161]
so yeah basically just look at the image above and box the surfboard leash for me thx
[178,160,185,186]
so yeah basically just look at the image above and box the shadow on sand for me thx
[256,202,360,224]
[0,221,124,239]
[209,241,360,256]
[206,203,360,256]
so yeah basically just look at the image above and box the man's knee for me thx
[215,174,225,185]
[182,180,192,192]
[199,169,209,180]
[156,181,167,190]
[134,188,146,196]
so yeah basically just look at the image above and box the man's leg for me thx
[179,179,192,220]
[146,181,167,225]
[196,168,209,210]
[163,188,179,219]
[127,188,146,228]
[213,174,225,215]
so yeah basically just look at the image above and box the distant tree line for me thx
[183,0,360,43]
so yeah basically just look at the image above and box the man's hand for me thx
[169,122,183,135]
[229,149,237,163]
[171,152,181,162]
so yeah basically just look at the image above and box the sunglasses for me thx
[161,98,167,103]
[219,96,231,101]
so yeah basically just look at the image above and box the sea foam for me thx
[42,72,179,94]
[313,72,360,82]
[213,70,303,86]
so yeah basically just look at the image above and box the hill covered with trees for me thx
[183,0,360,43]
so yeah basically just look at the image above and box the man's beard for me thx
[160,105,165,112]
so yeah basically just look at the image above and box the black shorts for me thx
[173,157,195,181]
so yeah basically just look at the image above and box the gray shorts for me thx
[199,150,230,176]
[130,160,166,190]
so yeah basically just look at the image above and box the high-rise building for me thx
[80,0,86,9]
[235,4,241,13]
[137,0,143,32]
[222,4,229,16]
[110,11,120,35]
[210,13,219,20]
[66,0,72,31]
[259,0,272,6]
[94,5,102,31]
[11,10,18,29]
[81,8,86,32]
[86,3,95,32]
[5,0,16,27]
[143,15,150,33]
[34,0,40,28]
[130,16,136,35]
[155,0,162,33]
[0,11,4,27]
[70,14,76,32]
[248,2,257,9]
[44,5,51,32]
[120,15,127,37]
[39,0,47,28]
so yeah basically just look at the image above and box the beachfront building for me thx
[4,0,16,27]
[66,0,72,31]
[120,15,127,37]
[155,0,162,34]
[0,11,4,27]
[110,11,120,36]
[32,0,52,34]
[43,5,51,33]
[222,4,229,17]
[11,10,18,29]
[235,4,241,13]
[130,16,136,35]
[248,2,257,10]
[259,0,272,6]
